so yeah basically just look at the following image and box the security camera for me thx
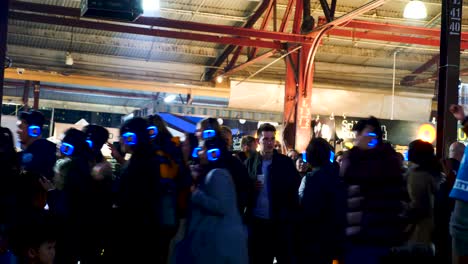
[17,68,25,75]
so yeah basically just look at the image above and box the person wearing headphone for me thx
[15,111,56,216]
[173,134,247,264]
[110,117,162,263]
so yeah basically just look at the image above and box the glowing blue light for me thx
[28,125,41,137]
[147,126,158,139]
[207,148,221,161]
[122,132,137,146]
[202,129,216,140]
[60,143,75,156]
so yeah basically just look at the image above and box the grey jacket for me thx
[184,168,248,264]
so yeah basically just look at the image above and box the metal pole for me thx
[391,51,398,120]
[33,81,40,110]
[0,0,10,123]
[436,0,463,159]
[49,107,55,137]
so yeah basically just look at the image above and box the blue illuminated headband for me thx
[330,151,335,163]
[60,143,75,156]
[86,139,93,148]
[122,132,137,146]
[366,132,378,147]
[147,126,158,139]
[28,125,41,138]
[301,151,307,163]
[202,129,216,140]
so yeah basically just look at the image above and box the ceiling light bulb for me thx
[217,118,223,125]
[216,75,224,83]
[65,52,74,66]
[164,94,176,103]
[403,0,427,19]
[239,119,246,124]
[143,0,160,16]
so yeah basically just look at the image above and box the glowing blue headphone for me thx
[122,132,137,146]
[192,130,222,162]
[329,151,335,163]
[60,142,75,156]
[192,147,221,161]
[86,139,93,148]
[147,126,158,139]
[202,129,216,140]
[28,125,41,138]
[301,151,307,163]
[366,132,378,147]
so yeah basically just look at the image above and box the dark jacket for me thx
[112,151,161,262]
[298,164,346,259]
[245,151,301,222]
[226,153,254,216]
[16,139,56,212]
[341,143,408,246]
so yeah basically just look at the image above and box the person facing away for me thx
[111,117,162,263]
[298,138,346,264]
[340,116,408,264]
[447,104,468,264]
[16,111,56,214]
[172,135,248,264]
[245,123,302,264]
[405,140,443,246]
[146,114,191,264]
[196,118,253,217]
[39,128,95,263]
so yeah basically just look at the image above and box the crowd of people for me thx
[0,104,468,264]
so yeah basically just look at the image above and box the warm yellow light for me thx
[418,124,436,143]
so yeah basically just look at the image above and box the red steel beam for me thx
[250,1,276,59]
[10,1,313,43]
[307,0,386,37]
[401,54,440,85]
[328,28,468,50]
[205,0,272,81]
[223,50,277,77]
[9,12,282,50]
[342,20,468,41]
[224,47,244,72]
[279,0,296,32]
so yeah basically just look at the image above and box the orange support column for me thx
[295,44,314,152]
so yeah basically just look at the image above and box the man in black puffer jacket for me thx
[340,117,408,264]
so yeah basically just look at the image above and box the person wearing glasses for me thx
[340,116,408,264]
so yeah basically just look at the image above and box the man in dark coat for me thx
[340,116,408,264]
[245,123,301,264]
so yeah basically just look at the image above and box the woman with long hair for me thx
[173,135,248,264]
